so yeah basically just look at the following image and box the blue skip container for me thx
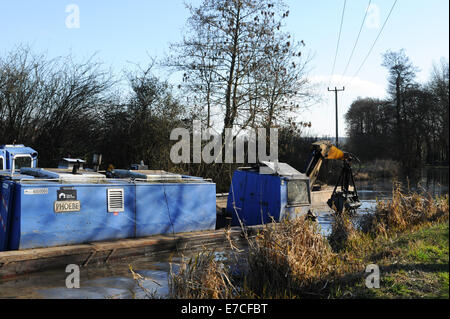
[0,145,217,252]
[7,179,136,250]
[227,162,311,227]
[135,180,216,237]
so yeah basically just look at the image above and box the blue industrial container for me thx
[0,181,15,251]
[7,179,136,250]
[135,178,216,237]
[227,162,311,227]
[0,145,217,252]
[0,173,36,251]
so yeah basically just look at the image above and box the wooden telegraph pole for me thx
[328,87,345,147]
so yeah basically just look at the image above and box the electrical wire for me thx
[339,0,372,85]
[330,0,347,84]
[328,0,347,137]
[344,0,398,87]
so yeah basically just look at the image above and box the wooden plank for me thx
[0,244,93,263]
[0,226,258,279]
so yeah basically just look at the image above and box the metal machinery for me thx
[304,140,344,189]
[1,140,361,252]
[224,140,362,227]
[327,152,361,214]
[0,145,216,251]
[303,140,361,214]
[226,161,311,227]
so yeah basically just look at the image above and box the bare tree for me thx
[0,47,115,166]
[0,47,44,143]
[427,59,449,163]
[381,49,419,169]
[167,0,311,135]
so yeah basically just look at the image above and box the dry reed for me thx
[241,218,335,298]
[167,184,448,299]
[168,249,237,299]
[359,182,449,236]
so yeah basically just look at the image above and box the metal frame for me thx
[11,154,36,172]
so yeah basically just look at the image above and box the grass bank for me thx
[324,221,448,299]
[133,185,449,299]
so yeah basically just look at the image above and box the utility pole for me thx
[328,86,345,147]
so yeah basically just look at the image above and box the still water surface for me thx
[0,168,447,299]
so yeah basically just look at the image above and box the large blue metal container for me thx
[1,176,217,251]
[227,170,282,226]
[7,180,136,250]
[135,180,216,237]
[227,163,311,227]
[0,174,36,251]
[0,181,15,251]
[0,145,219,252]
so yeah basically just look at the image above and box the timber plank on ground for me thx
[0,226,257,280]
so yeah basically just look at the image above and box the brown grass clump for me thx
[328,211,358,252]
[168,249,237,299]
[168,218,337,299]
[243,218,335,298]
[128,265,160,299]
[360,182,449,236]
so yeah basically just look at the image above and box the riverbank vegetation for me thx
[345,52,449,175]
[166,185,449,299]
[353,159,400,180]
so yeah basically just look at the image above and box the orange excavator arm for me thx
[304,140,345,189]
[304,140,361,213]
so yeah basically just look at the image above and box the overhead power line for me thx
[339,0,372,85]
[330,0,347,82]
[344,0,398,87]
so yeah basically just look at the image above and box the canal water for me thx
[0,168,447,299]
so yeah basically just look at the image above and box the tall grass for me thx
[166,184,448,299]
[359,182,449,235]
[167,218,340,299]
[243,218,335,298]
[168,250,237,299]
[328,211,357,252]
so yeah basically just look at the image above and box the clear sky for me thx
[1,1,448,137]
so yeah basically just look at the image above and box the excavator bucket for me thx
[327,157,361,214]
[327,191,361,214]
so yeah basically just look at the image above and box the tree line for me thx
[0,0,318,192]
[345,50,449,174]
[0,48,191,171]
[4,1,445,190]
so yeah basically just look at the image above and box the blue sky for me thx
[1,1,448,137]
